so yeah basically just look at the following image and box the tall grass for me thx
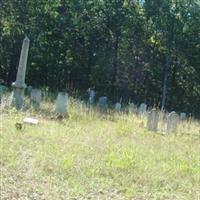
[0,97,200,199]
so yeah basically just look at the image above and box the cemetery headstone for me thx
[30,89,42,110]
[98,96,107,112]
[87,88,95,105]
[139,103,147,114]
[115,102,121,112]
[0,94,11,108]
[158,110,165,121]
[56,92,68,116]
[42,88,49,100]
[0,85,7,94]
[23,117,38,125]
[180,112,186,120]
[167,111,179,133]
[12,36,30,109]
[129,102,136,113]
[26,85,33,96]
[0,85,7,103]
[8,92,14,106]
[147,109,159,132]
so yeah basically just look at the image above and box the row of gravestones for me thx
[0,86,146,116]
[87,89,146,114]
[147,109,182,133]
[1,84,187,133]
[87,90,186,133]
[0,86,68,116]
[1,84,187,117]
[89,92,186,117]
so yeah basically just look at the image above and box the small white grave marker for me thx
[23,117,38,125]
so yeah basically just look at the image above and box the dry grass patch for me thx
[0,100,200,199]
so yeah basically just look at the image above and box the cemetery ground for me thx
[0,99,200,200]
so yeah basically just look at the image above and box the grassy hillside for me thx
[0,99,200,199]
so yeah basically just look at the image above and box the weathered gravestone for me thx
[0,94,11,108]
[139,103,147,114]
[8,92,14,106]
[26,85,33,96]
[87,88,95,105]
[30,89,42,110]
[180,112,186,120]
[158,110,165,121]
[12,37,30,109]
[41,88,49,101]
[167,111,179,133]
[56,92,68,116]
[129,102,136,113]
[0,85,7,104]
[115,102,121,112]
[147,109,159,132]
[98,96,107,112]
[23,117,38,125]
[0,85,7,94]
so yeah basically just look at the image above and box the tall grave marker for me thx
[12,37,30,109]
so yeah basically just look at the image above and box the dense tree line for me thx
[0,0,200,115]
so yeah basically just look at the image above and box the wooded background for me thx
[0,0,200,115]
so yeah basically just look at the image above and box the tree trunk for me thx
[161,53,170,110]
[111,35,119,96]
[161,11,176,110]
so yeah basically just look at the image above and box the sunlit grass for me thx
[0,98,200,199]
